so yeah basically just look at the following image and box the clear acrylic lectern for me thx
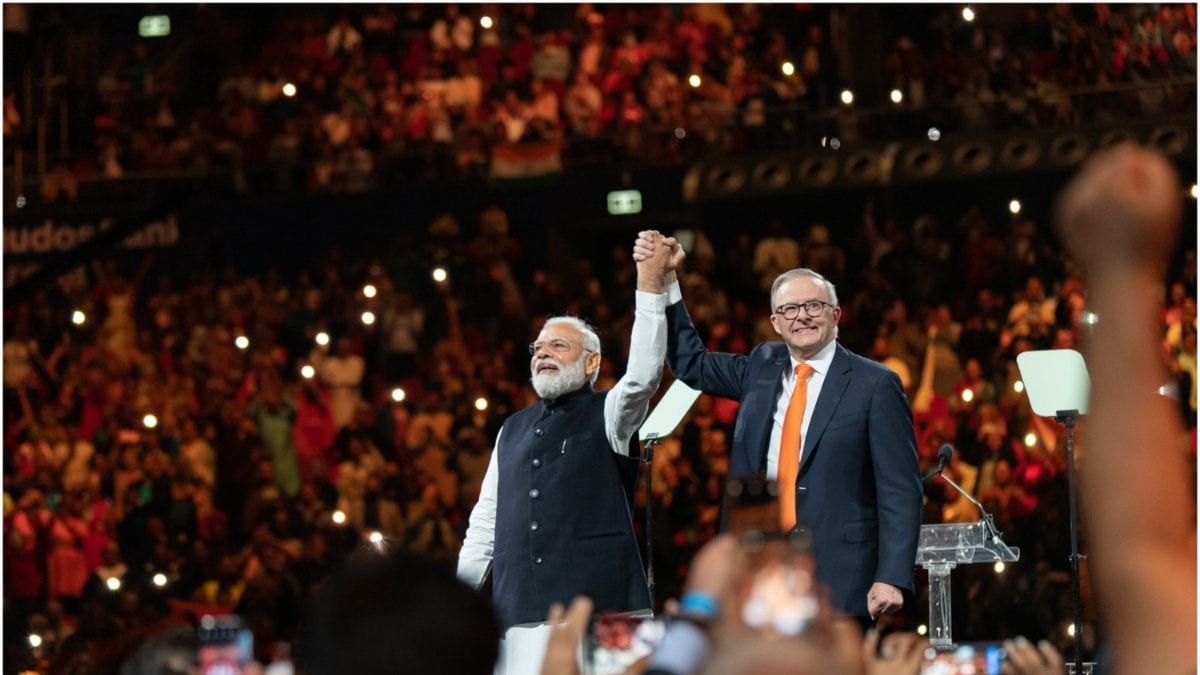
[917,520,1020,648]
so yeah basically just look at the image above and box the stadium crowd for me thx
[4,3,1196,195]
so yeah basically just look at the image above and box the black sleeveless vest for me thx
[491,385,649,628]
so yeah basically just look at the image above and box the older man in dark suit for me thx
[634,232,922,622]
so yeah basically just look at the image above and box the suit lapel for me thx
[799,344,851,475]
[750,353,790,472]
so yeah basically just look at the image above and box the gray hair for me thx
[543,316,601,384]
[769,269,839,310]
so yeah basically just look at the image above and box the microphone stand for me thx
[1055,410,1084,675]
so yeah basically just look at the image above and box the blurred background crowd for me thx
[2,3,1196,674]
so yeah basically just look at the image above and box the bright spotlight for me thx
[1009,199,1022,214]
[993,561,1005,574]
[152,573,168,587]
[781,61,795,77]
[688,74,702,88]
[1014,380,1025,394]
[917,624,928,636]
[368,530,384,544]
[840,89,854,105]
[1190,184,1198,199]
[235,335,250,350]
[391,387,406,403]
[1066,623,1076,638]
[890,89,903,104]
[961,389,974,403]
[143,414,158,429]
[927,127,942,141]
[106,577,122,591]
[301,365,315,379]
[282,82,297,97]
[1080,311,1098,326]
[480,15,493,29]
[432,268,448,283]
[361,311,376,325]
[28,634,43,648]
[1024,432,1037,448]
[71,310,86,325]
[962,7,976,22]
[363,284,377,298]
[315,331,330,346]
[332,510,347,525]
[474,397,489,411]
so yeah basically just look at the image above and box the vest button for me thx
[534,428,545,437]
[529,489,540,499]
[532,458,541,468]
[534,556,543,564]
[530,521,539,531]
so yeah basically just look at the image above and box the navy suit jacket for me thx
[666,299,922,617]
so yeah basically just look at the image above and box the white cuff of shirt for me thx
[635,288,668,311]
[664,281,682,305]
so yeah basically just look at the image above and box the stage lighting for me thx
[16,195,26,208]
[1009,199,1022,214]
[962,7,976,22]
[1014,380,1025,393]
[361,311,376,325]
[480,16,493,29]
[235,335,249,350]
[143,414,158,429]
[301,365,315,379]
[432,267,448,283]
[315,331,330,346]
[71,310,86,325]
[332,510,347,525]
[282,83,297,97]
[152,573,168,587]
[674,127,686,139]
[1024,432,1037,448]
[1080,311,1098,326]
[363,283,377,298]
[688,74,702,88]
[106,577,121,591]
[368,530,384,544]
[391,387,406,403]
[890,89,903,104]
[28,634,42,648]
[927,127,942,141]
[840,89,854,105]
[781,61,795,76]
[917,625,928,636]
[475,397,488,411]
[961,389,974,403]
[994,561,1005,574]
[1190,184,1198,199]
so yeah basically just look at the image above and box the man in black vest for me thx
[458,234,675,674]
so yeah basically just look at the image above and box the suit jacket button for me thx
[530,521,539,531]
[532,458,541,468]
[529,489,540,499]
[534,556,543,564]
[534,428,545,437]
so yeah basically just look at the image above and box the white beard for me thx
[531,356,589,400]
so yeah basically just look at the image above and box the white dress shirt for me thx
[765,339,837,480]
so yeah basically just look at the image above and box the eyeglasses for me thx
[774,301,836,320]
[528,339,592,356]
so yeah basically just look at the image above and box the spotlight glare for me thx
[363,284,377,298]
[688,74,702,88]
[994,561,1005,574]
[368,530,384,544]
[361,311,376,326]
[1024,432,1038,448]
[781,61,795,77]
[1066,623,1076,638]
[282,82,297,97]
[1009,199,1022,214]
[961,389,974,403]
[28,634,42,648]
[474,397,489,411]
[153,573,168,587]
[143,414,158,429]
[1080,311,1099,326]
[301,364,315,379]
[840,89,854,105]
[1190,184,1198,199]
[391,387,406,403]
[315,331,330,346]
[235,335,250,350]
[962,7,976,22]
[432,267,448,283]
[106,576,122,591]
[72,310,86,325]
[1014,380,1025,394]
[332,510,347,525]
[890,89,903,104]
[917,624,928,636]
[480,15,493,29]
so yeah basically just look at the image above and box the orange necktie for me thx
[778,363,814,531]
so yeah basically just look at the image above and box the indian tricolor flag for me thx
[490,140,563,179]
